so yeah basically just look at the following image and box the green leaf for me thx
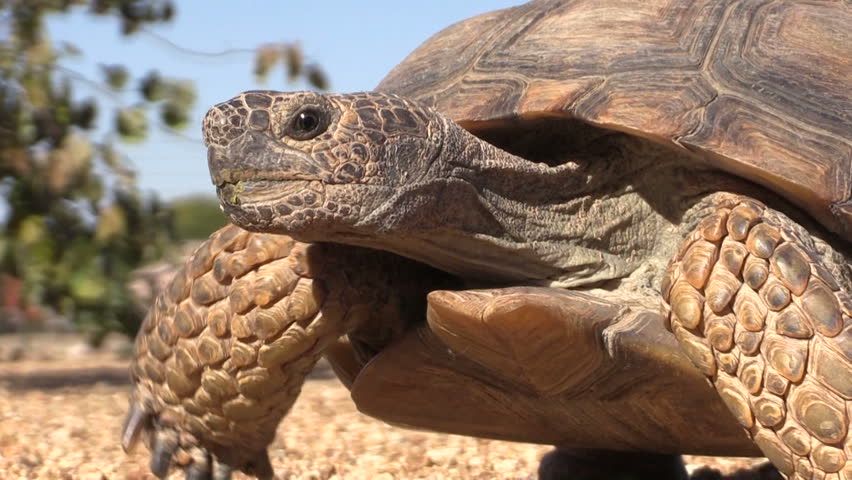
[46,133,93,194]
[166,79,195,109]
[139,71,166,101]
[17,215,48,246]
[160,101,188,129]
[94,204,128,244]
[69,267,108,305]
[90,0,112,15]
[306,64,329,90]
[71,98,97,129]
[284,43,303,81]
[99,142,121,168]
[254,45,279,82]
[77,174,104,203]
[101,64,129,90]
[161,1,175,22]
[115,107,148,142]
[25,39,55,67]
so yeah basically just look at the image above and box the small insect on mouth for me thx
[217,182,245,206]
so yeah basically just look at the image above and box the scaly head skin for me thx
[203,90,720,287]
[205,90,444,235]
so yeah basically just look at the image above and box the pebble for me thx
[426,447,459,466]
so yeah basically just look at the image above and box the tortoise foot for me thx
[123,227,335,479]
[537,448,687,480]
[665,197,852,479]
[121,395,241,479]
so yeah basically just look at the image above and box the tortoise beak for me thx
[206,131,327,187]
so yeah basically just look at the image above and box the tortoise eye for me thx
[288,107,327,140]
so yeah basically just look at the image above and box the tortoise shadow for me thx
[0,366,130,390]
[0,359,338,391]
[690,463,782,480]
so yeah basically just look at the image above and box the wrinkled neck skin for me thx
[320,117,722,290]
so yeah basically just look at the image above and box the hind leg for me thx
[665,196,851,479]
[538,448,687,480]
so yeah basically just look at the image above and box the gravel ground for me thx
[0,334,777,480]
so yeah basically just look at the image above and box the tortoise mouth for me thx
[216,179,315,206]
[207,132,333,187]
[215,179,396,240]
[216,179,327,233]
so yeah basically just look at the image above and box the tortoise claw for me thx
[120,401,149,452]
[186,465,212,480]
[150,428,179,478]
[212,461,233,480]
[185,447,212,480]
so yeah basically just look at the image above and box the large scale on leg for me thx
[665,197,852,479]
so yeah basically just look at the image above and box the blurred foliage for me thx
[255,42,329,90]
[170,195,226,241]
[0,0,328,342]
[0,0,180,342]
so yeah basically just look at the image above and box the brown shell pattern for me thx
[378,0,852,240]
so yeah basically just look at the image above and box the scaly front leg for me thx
[664,195,851,479]
[122,224,435,479]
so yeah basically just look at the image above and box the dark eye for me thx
[288,107,327,140]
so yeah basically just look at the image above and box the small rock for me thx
[494,458,518,474]
[0,343,25,362]
[99,332,133,358]
[65,341,93,359]
[426,447,459,466]
[303,469,321,480]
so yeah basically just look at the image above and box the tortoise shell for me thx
[377,0,852,240]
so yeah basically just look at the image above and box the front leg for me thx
[122,225,434,479]
[347,285,756,477]
[664,196,851,479]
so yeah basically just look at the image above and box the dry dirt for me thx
[0,334,777,480]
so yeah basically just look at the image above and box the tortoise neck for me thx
[375,121,746,289]
[344,120,665,287]
[449,124,665,287]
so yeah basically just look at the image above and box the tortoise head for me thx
[203,90,450,238]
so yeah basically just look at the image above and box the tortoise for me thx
[122,0,852,478]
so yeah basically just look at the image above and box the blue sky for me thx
[47,1,523,200]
